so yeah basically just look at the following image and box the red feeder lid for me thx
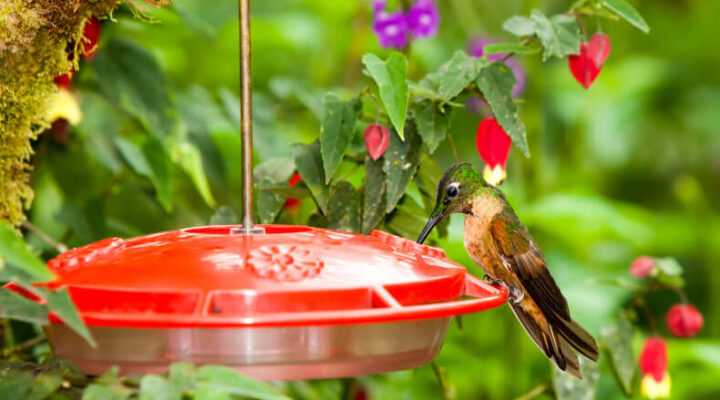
[42,225,507,328]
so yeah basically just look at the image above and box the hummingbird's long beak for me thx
[417,214,442,244]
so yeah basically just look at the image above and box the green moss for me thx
[0,0,165,226]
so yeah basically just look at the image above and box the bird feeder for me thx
[24,0,508,380]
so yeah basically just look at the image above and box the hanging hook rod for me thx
[238,0,256,231]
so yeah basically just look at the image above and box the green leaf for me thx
[45,288,96,348]
[503,15,536,36]
[319,94,361,182]
[412,100,451,153]
[139,375,174,400]
[114,136,173,212]
[483,42,539,55]
[169,362,197,395]
[362,52,409,139]
[92,39,175,137]
[327,182,361,233]
[82,384,129,400]
[383,124,421,213]
[0,221,54,281]
[170,141,216,208]
[602,316,637,396]
[254,158,296,224]
[361,158,386,234]
[259,186,311,199]
[530,10,582,60]
[602,0,650,33]
[0,370,33,399]
[436,51,485,102]
[292,142,329,214]
[476,62,530,156]
[653,257,685,287]
[197,365,289,400]
[209,206,238,225]
[27,373,62,400]
[387,197,428,240]
[552,356,599,400]
[0,288,48,324]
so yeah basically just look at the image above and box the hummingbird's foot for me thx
[492,279,524,304]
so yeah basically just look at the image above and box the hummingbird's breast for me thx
[463,195,505,278]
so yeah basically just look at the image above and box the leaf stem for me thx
[500,36,536,63]
[430,361,455,400]
[21,220,67,254]
[446,132,459,162]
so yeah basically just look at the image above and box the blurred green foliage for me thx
[7,0,720,399]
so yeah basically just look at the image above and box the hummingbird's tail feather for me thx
[549,315,600,362]
[509,302,582,379]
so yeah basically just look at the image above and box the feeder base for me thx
[47,318,451,380]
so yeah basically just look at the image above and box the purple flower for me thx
[372,1,408,49]
[468,36,526,97]
[407,0,440,39]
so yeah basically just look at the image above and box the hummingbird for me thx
[417,163,599,379]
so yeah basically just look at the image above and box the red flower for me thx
[364,124,390,161]
[666,304,703,338]
[54,71,74,89]
[82,16,102,60]
[283,173,302,213]
[475,117,511,186]
[568,33,611,89]
[640,337,667,382]
[630,256,655,278]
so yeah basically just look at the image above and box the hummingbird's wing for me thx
[490,211,599,363]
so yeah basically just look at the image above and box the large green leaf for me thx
[92,39,175,137]
[602,316,637,396]
[327,182,360,233]
[46,288,96,348]
[114,136,173,212]
[292,142,329,214]
[0,370,33,399]
[383,124,421,213]
[170,141,216,208]
[169,362,197,395]
[552,357,599,400]
[0,221,54,281]
[436,51,485,102]
[602,0,650,33]
[476,62,530,156]
[0,288,48,325]
[413,100,451,154]
[530,10,581,60]
[361,157,386,234]
[362,52,409,139]
[196,365,289,400]
[319,94,361,183]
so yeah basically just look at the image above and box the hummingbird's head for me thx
[416,163,486,244]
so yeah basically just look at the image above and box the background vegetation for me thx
[1,0,719,399]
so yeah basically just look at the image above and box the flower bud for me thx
[630,256,655,278]
[666,304,703,338]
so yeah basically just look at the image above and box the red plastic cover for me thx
[41,225,507,328]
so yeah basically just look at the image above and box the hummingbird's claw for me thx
[492,279,524,304]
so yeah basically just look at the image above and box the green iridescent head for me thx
[416,163,487,244]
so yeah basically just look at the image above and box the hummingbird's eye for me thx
[445,184,459,200]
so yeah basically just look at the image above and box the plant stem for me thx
[500,36,536,63]
[430,361,454,400]
[2,335,46,357]
[513,383,550,400]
